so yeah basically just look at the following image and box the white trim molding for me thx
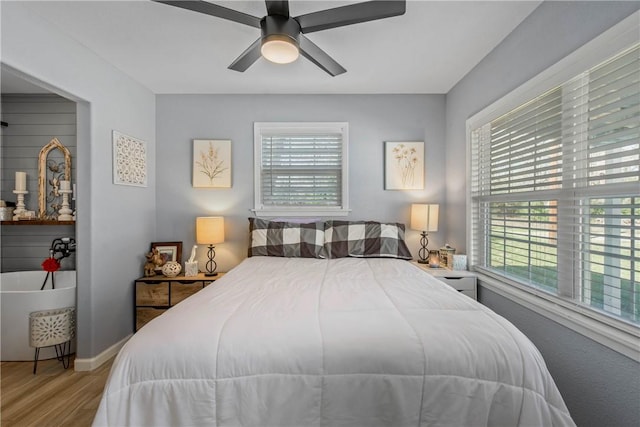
[250,208,351,217]
[253,122,349,217]
[74,334,131,372]
[478,271,640,362]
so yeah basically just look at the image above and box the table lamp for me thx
[410,204,439,264]
[196,216,225,276]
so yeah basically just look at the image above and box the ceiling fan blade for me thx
[296,0,406,34]
[265,0,289,17]
[153,0,261,28]
[299,35,346,77]
[228,38,262,72]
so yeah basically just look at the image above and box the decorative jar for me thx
[161,261,181,278]
[439,245,456,269]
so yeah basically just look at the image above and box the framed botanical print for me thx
[384,141,424,190]
[192,139,231,188]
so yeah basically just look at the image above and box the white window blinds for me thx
[470,43,639,325]
[254,122,349,216]
[489,87,563,194]
[261,133,343,207]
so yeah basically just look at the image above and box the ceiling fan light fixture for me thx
[155,0,406,76]
[261,34,299,64]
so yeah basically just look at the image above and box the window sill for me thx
[251,208,351,217]
[476,269,640,362]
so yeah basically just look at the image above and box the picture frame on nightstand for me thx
[150,241,182,274]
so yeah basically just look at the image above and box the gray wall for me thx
[2,2,156,359]
[481,288,640,427]
[1,94,76,272]
[445,2,640,426]
[156,94,446,272]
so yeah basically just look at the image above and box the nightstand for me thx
[412,261,477,300]
[134,272,225,331]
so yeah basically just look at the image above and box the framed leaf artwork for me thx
[192,139,231,188]
[384,141,424,190]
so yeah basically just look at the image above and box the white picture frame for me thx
[384,141,424,190]
[192,139,232,188]
[112,131,147,187]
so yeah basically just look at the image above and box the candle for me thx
[428,250,441,268]
[60,180,71,191]
[15,172,26,191]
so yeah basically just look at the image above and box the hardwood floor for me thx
[1,356,113,427]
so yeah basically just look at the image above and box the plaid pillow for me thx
[324,220,412,260]
[248,218,326,258]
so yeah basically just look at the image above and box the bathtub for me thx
[1,270,76,361]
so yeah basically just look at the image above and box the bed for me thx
[93,220,574,426]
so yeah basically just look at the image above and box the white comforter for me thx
[94,257,574,426]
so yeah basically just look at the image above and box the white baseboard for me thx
[74,334,131,371]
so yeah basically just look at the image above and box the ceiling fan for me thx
[153,0,406,76]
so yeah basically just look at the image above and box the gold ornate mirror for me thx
[38,138,72,219]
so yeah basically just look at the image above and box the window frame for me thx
[253,122,350,217]
[466,11,640,361]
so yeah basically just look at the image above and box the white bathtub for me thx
[1,270,76,361]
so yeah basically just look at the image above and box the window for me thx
[468,31,639,355]
[254,122,349,216]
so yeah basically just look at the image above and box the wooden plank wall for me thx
[1,94,77,272]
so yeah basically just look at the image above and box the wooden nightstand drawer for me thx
[136,307,165,330]
[134,273,224,332]
[171,281,205,305]
[135,282,169,306]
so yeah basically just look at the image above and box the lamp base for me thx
[417,232,430,265]
[205,244,218,277]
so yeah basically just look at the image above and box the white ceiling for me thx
[2,0,542,95]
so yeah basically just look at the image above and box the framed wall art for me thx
[193,139,231,188]
[150,241,182,272]
[113,131,147,187]
[384,141,424,190]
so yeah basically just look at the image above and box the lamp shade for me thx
[196,216,225,245]
[410,204,439,232]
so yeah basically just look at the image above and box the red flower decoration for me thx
[42,258,61,273]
